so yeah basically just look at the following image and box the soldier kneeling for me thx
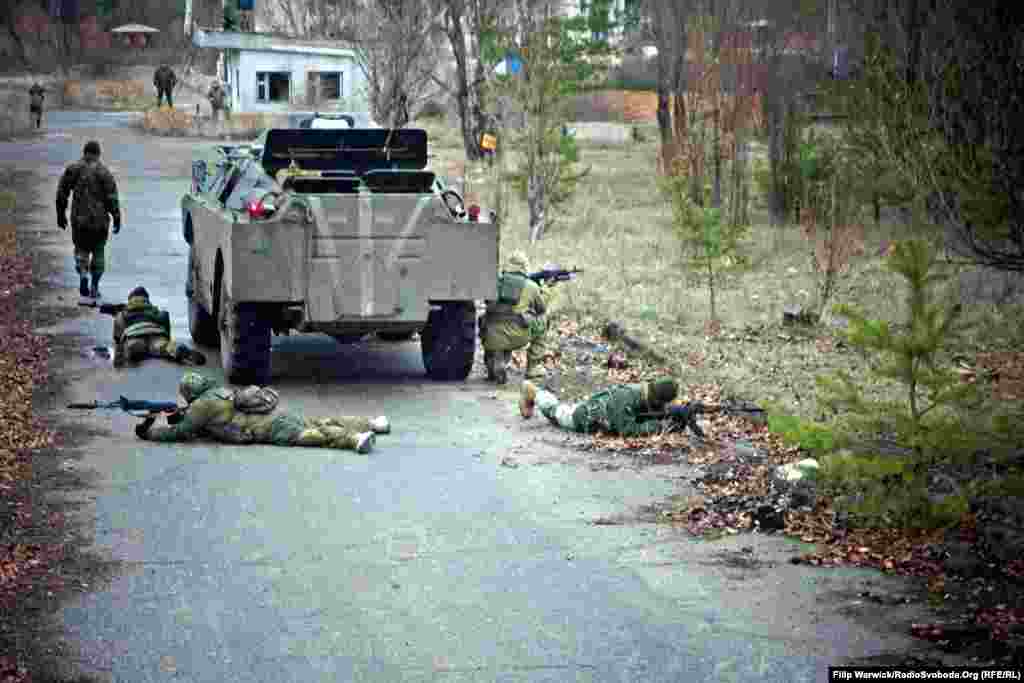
[135,372,391,454]
[114,286,206,368]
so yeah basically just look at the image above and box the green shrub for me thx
[768,413,837,454]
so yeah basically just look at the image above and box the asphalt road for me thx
[5,111,933,682]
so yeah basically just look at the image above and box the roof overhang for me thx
[191,28,356,58]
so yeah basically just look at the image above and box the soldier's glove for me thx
[167,409,186,425]
[57,214,67,230]
[135,416,156,440]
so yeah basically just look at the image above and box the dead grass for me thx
[418,118,1023,417]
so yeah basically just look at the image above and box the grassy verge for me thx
[419,116,1024,416]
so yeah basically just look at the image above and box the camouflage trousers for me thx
[30,105,42,129]
[534,388,588,432]
[118,335,180,366]
[270,414,372,450]
[71,228,107,277]
[157,87,173,108]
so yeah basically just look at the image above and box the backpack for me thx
[233,386,279,414]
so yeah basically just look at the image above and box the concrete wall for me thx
[222,49,365,114]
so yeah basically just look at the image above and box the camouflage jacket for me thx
[113,297,171,346]
[56,159,121,231]
[207,85,225,107]
[29,85,44,108]
[575,383,666,437]
[482,271,548,350]
[145,385,304,445]
[154,66,176,90]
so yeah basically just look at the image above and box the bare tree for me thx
[351,0,445,127]
[431,0,510,161]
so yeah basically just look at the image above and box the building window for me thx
[317,72,343,100]
[256,71,290,102]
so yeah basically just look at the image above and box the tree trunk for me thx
[712,106,722,209]
[767,98,786,228]
[446,9,484,162]
[527,172,546,243]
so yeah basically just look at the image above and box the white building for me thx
[191,28,366,114]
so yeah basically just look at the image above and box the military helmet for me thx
[180,372,216,403]
[129,286,150,300]
[83,140,101,157]
[647,378,679,407]
[505,250,529,273]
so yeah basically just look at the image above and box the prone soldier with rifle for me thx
[520,376,765,439]
[82,286,206,368]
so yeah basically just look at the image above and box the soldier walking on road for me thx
[112,286,206,368]
[480,251,550,384]
[154,64,177,108]
[520,377,707,438]
[29,82,45,129]
[207,80,227,121]
[56,140,121,302]
[135,372,392,455]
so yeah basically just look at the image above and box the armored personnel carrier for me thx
[182,127,497,385]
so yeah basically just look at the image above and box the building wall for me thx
[222,48,365,113]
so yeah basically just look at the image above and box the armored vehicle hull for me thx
[182,128,497,385]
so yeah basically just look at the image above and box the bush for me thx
[768,413,837,454]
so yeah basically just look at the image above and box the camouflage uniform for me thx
[138,372,388,454]
[154,65,176,108]
[207,81,227,120]
[481,251,549,383]
[28,83,45,129]
[56,141,121,299]
[527,378,680,437]
[113,287,206,368]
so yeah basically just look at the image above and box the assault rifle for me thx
[638,399,767,429]
[78,301,126,316]
[528,267,583,285]
[68,396,182,418]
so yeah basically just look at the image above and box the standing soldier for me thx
[135,372,391,455]
[112,286,207,368]
[480,251,549,384]
[154,64,177,108]
[28,82,45,129]
[56,140,121,302]
[519,377,707,438]
[207,80,226,121]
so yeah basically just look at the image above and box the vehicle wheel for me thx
[378,331,416,342]
[220,282,272,385]
[421,302,476,381]
[187,250,220,348]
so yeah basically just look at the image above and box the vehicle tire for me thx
[187,249,220,348]
[421,302,476,381]
[220,283,272,385]
[378,331,416,342]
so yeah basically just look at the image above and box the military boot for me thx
[79,277,90,298]
[89,273,102,301]
[174,344,207,366]
[369,416,390,434]
[484,350,498,382]
[520,381,538,419]
[355,431,375,454]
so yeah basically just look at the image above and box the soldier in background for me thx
[154,64,177,108]
[520,377,707,438]
[135,372,391,455]
[207,80,227,121]
[56,140,121,302]
[480,251,550,384]
[112,286,206,368]
[28,82,45,129]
